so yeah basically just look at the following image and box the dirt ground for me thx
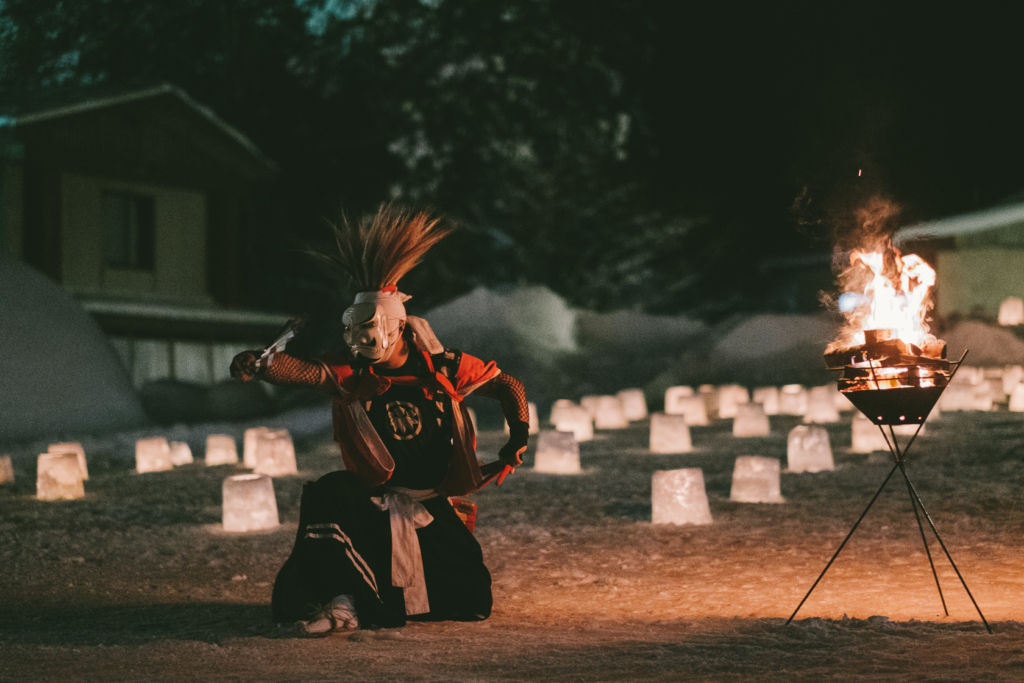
[2,409,1024,682]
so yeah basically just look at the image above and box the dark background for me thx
[2,1,1021,319]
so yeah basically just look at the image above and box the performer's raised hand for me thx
[230,350,260,382]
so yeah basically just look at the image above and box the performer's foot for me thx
[295,595,359,637]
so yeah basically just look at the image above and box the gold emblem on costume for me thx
[385,401,422,440]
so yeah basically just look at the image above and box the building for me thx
[895,199,1024,320]
[0,83,287,386]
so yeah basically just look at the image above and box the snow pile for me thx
[0,257,148,445]
[942,320,1024,366]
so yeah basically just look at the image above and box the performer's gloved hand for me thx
[499,422,530,468]
[230,350,261,382]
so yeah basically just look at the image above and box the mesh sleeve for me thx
[261,353,327,388]
[474,372,529,427]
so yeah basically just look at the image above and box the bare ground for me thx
[3,410,1024,682]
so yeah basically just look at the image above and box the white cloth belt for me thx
[370,487,436,615]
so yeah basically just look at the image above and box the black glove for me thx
[230,350,261,382]
[499,422,530,467]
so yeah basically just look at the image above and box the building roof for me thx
[894,200,1024,245]
[0,82,275,174]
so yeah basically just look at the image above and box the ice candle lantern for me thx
[580,395,601,418]
[552,406,594,442]
[649,413,693,453]
[664,386,695,415]
[0,455,14,485]
[669,395,709,426]
[787,425,834,473]
[533,431,581,474]
[135,437,173,473]
[999,297,1024,326]
[36,452,85,500]
[1002,365,1024,397]
[732,403,770,437]
[593,396,629,430]
[47,442,88,480]
[222,473,279,532]
[548,399,577,425]
[851,413,891,453]
[243,427,270,468]
[651,468,713,525]
[729,456,784,503]
[699,385,719,420]
[752,387,780,415]
[803,386,840,423]
[1009,384,1024,412]
[254,429,298,476]
[779,384,808,415]
[205,434,239,466]
[617,389,649,420]
[169,441,194,466]
[717,385,750,418]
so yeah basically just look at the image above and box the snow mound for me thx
[713,314,838,361]
[943,320,1024,366]
[0,257,148,444]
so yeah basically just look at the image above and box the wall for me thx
[61,173,209,303]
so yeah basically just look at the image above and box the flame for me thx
[829,242,936,352]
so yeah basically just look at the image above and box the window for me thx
[102,191,155,270]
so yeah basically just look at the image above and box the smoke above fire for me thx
[823,197,937,354]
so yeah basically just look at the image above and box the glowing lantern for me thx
[664,386,695,414]
[593,396,628,430]
[670,395,709,426]
[549,399,577,425]
[243,427,270,468]
[205,435,239,466]
[730,456,784,503]
[651,468,713,525]
[47,442,88,480]
[779,385,808,415]
[222,473,279,532]
[1009,384,1024,412]
[617,389,648,420]
[552,406,594,442]
[732,403,770,437]
[717,385,750,418]
[36,452,84,500]
[752,387,780,415]
[0,455,14,485]
[998,297,1024,326]
[833,387,855,412]
[1002,366,1024,396]
[699,385,719,420]
[169,441,194,466]
[787,425,834,473]
[649,413,693,453]
[851,413,890,453]
[135,437,173,473]
[580,395,601,418]
[803,386,840,423]
[254,429,298,477]
[534,431,581,474]
[940,384,975,411]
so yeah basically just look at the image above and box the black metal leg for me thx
[786,463,900,625]
[895,461,993,634]
[884,425,948,616]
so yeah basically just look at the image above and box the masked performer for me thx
[230,206,529,635]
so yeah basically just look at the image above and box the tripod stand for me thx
[787,356,992,632]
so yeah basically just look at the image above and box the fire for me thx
[829,243,937,352]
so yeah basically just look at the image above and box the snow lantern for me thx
[940,384,974,411]
[169,441,194,466]
[752,387,780,415]
[534,431,581,474]
[998,296,1024,326]
[243,427,270,468]
[593,396,629,430]
[205,434,239,466]
[548,399,577,425]
[617,388,648,421]
[971,383,995,411]
[699,385,719,420]
[222,473,279,532]
[664,386,695,415]
[717,384,750,418]
[580,395,601,418]
[649,413,693,453]
[787,425,834,473]
[0,455,14,485]
[1010,384,1024,412]
[135,437,173,473]
[504,402,541,435]
[36,452,85,500]
[651,468,713,525]
[254,429,298,476]
[1002,366,1024,397]
[851,413,890,453]
[833,387,855,412]
[803,386,840,424]
[670,395,709,426]
[47,442,88,480]
[730,456,784,503]
[552,406,594,442]
[779,384,808,415]
[732,403,769,437]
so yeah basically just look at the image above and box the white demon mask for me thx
[342,289,411,363]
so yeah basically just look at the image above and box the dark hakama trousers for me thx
[271,470,492,627]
